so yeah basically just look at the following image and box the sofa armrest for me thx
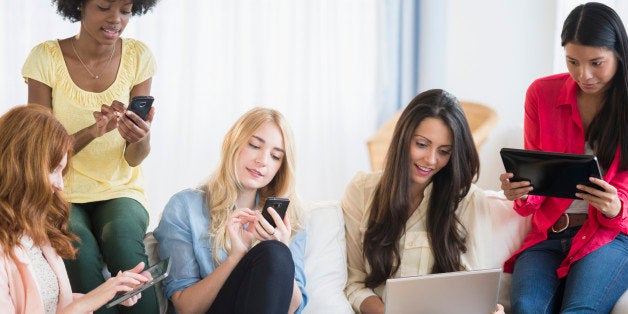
[612,289,628,314]
[144,232,171,314]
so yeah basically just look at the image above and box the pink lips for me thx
[580,82,597,90]
[247,168,263,178]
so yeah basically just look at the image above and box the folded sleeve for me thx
[289,231,308,313]
[598,153,628,230]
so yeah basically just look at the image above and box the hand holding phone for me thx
[261,197,290,228]
[127,96,154,121]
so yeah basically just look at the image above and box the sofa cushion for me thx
[303,201,353,314]
[145,197,627,313]
[144,232,171,314]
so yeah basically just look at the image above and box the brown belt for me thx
[550,213,588,233]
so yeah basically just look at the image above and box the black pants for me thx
[208,240,296,314]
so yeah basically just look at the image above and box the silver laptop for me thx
[384,268,502,314]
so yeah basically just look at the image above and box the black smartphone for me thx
[261,197,290,228]
[128,96,154,120]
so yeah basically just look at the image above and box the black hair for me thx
[562,2,628,170]
[363,89,480,288]
[52,0,159,23]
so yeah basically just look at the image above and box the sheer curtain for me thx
[376,0,421,124]
[1,1,385,229]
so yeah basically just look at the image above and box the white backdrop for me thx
[1,1,380,229]
[4,1,628,230]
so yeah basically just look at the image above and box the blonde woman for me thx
[154,107,307,313]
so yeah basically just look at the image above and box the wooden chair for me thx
[366,101,498,171]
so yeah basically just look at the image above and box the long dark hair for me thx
[363,89,480,288]
[561,2,628,170]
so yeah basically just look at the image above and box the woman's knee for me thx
[511,296,556,314]
[247,240,295,277]
[101,198,149,226]
[511,284,562,314]
[68,205,92,236]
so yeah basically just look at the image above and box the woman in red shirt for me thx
[501,3,628,313]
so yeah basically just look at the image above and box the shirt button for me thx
[569,256,574,260]
[582,235,586,239]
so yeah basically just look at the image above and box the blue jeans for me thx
[510,228,628,314]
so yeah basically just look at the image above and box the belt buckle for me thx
[551,213,569,233]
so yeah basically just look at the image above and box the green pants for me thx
[64,198,159,314]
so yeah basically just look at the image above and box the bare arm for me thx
[170,253,243,314]
[288,280,303,313]
[120,78,153,167]
[60,263,149,314]
[359,295,385,314]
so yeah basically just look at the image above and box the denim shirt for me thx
[154,188,308,312]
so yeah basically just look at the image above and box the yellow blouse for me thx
[341,171,517,311]
[21,38,156,209]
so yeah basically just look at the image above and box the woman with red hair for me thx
[0,105,149,314]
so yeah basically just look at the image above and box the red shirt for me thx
[503,73,628,278]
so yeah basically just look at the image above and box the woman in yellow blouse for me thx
[21,1,159,313]
[341,89,506,314]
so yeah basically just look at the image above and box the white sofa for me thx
[145,198,627,314]
[300,199,628,314]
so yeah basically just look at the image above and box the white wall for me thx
[420,0,557,190]
[1,1,565,228]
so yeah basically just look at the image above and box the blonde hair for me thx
[0,105,77,260]
[203,107,303,264]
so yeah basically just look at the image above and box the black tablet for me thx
[105,257,171,308]
[500,148,603,199]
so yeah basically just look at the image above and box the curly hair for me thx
[52,0,159,23]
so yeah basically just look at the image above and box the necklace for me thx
[70,37,116,79]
